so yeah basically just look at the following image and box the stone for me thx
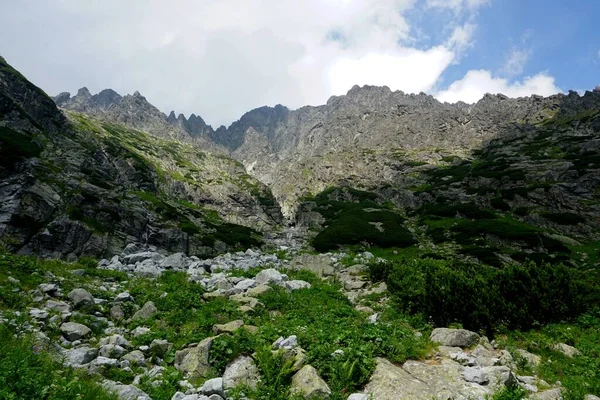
[430,328,480,348]
[246,284,272,297]
[290,254,335,277]
[68,288,94,309]
[274,335,298,350]
[234,278,257,291]
[102,380,151,400]
[123,350,146,366]
[255,268,285,285]
[90,356,118,369]
[585,396,600,400]
[344,279,367,290]
[160,252,190,269]
[223,356,260,390]
[121,243,140,256]
[123,252,161,265]
[482,366,517,392]
[150,339,173,358]
[201,377,224,397]
[132,301,157,320]
[471,344,500,367]
[46,300,71,313]
[462,367,489,384]
[64,346,99,366]
[347,395,369,400]
[60,322,92,341]
[110,305,125,320]
[364,358,490,399]
[114,292,135,303]
[529,388,563,400]
[515,349,542,368]
[284,280,312,291]
[99,344,127,359]
[100,334,131,348]
[132,327,151,337]
[39,283,59,295]
[551,343,581,358]
[175,336,215,379]
[213,320,244,334]
[291,365,331,399]
[29,308,49,320]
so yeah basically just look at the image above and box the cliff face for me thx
[1,56,283,260]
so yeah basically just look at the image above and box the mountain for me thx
[1,56,282,259]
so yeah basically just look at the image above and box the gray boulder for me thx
[255,268,285,285]
[132,301,157,320]
[68,288,94,309]
[150,339,173,358]
[175,336,215,379]
[201,377,225,397]
[60,322,92,341]
[284,280,312,291]
[160,252,190,269]
[99,344,127,359]
[64,346,99,366]
[223,355,260,390]
[46,300,71,313]
[102,380,151,400]
[430,328,480,348]
[291,365,331,399]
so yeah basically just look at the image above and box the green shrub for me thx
[541,212,586,225]
[370,258,600,334]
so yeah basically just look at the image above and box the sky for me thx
[0,0,599,127]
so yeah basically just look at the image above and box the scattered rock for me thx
[515,349,542,368]
[246,284,272,297]
[64,346,99,366]
[551,343,580,358]
[68,288,94,309]
[132,301,157,321]
[255,268,285,285]
[175,336,215,379]
[284,280,311,291]
[114,292,135,303]
[223,355,260,390]
[291,365,331,399]
[60,322,92,341]
[46,300,71,313]
[102,380,151,400]
[150,339,173,358]
[201,377,225,397]
[430,328,480,348]
[110,305,125,320]
[213,320,244,334]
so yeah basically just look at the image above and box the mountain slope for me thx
[0,56,282,259]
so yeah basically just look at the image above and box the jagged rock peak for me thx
[77,87,92,98]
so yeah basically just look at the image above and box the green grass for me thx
[0,323,117,400]
[500,314,600,400]
[0,126,43,168]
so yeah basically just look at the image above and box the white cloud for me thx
[426,0,490,12]
[0,0,560,127]
[435,70,561,104]
[446,23,477,56]
[502,48,530,77]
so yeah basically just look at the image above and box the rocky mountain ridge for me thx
[1,56,282,260]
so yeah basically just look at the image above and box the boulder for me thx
[284,280,312,291]
[201,377,225,397]
[46,300,71,313]
[60,322,92,341]
[551,343,580,358]
[100,334,131,349]
[528,388,563,400]
[68,288,94,309]
[255,268,285,285]
[213,320,244,334]
[234,279,257,291]
[223,356,260,390]
[150,339,173,358]
[99,344,127,359]
[291,365,331,399]
[123,350,146,366]
[364,358,489,399]
[175,336,215,379]
[430,328,480,348]
[114,292,135,303]
[515,349,542,368]
[64,346,99,366]
[160,252,190,269]
[132,301,157,320]
[102,380,151,400]
[246,284,272,297]
[110,305,125,320]
[290,254,335,277]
